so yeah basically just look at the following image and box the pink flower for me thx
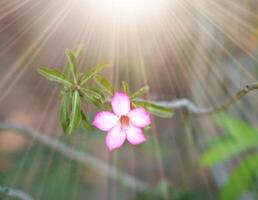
[93,92,151,151]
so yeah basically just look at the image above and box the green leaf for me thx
[80,63,110,85]
[200,114,258,166]
[67,91,81,134]
[200,139,245,166]
[220,153,258,200]
[72,45,84,58]
[199,115,258,199]
[215,114,258,145]
[81,89,103,107]
[133,100,173,118]
[80,110,95,131]
[64,47,83,80]
[122,81,129,94]
[60,93,71,132]
[130,85,149,99]
[38,67,73,87]
[65,50,78,83]
[83,87,105,103]
[94,75,114,95]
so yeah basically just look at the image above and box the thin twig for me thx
[0,185,33,200]
[0,123,148,192]
[149,82,258,115]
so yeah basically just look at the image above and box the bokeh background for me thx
[0,0,258,199]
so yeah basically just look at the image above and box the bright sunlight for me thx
[85,0,168,22]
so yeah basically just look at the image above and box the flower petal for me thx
[106,125,126,151]
[128,108,151,128]
[111,92,131,116]
[126,126,146,145]
[93,111,118,131]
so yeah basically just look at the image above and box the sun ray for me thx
[0,0,73,103]
[1,0,258,199]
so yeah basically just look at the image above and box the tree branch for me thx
[0,123,148,192]
[149,83,258,115]
[0,185,33,200]
[0,83,257,193]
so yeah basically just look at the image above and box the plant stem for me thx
[0,185,33,200]
[146,82,258,115]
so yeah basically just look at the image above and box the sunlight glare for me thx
[86,0,167,22]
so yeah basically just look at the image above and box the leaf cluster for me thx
[95,78,174,118]
[38,47,173,134]
[38,47,109,134]
[200,114,258,200]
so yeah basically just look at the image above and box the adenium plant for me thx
[38,47,173,151]
[93,92,151,151]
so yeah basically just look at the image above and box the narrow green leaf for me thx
[220,154,258,200]
[81,89,103,107]
[130,85,149,99]
[80,63,110,85]
[64,47,83,80]
[133,100,173,118]
[65,50,78,83]
[83,87,105,103]
[68,91,81,134]
[94,75,114,95]
[72,45,84,58]
[38,67,73,86]
[80,110,95,131]
[122,81,129,94]
[60,93,70,132]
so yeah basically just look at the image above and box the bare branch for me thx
[148,83,258,115]
[0,185,33,200]
[0,123,148,192]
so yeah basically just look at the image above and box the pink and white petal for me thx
[128,108,151,128]
[126,126,147,145]
[106,126,126,151]
[111,92,131,116]
[93,111,118,131]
